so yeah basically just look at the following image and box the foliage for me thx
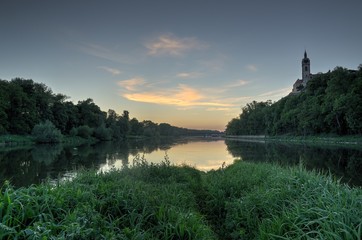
[0,160,216,239]
[31,120,63,143]
[0,78,221,140]
[203,161,362,239]
[93,125,112,141]
[1,159,361,239]
[75,125,94,139]
[226,67,362,136]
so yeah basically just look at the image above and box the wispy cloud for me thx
[246,64,258,72]
[98,66,122,75]
[206,107,234,111]
[176,72,203,79]
[198,55,227,72]
[121,83,232,107]
[258,87,291,98]
[79,42,133,64]
[146,34,207,56]
[117,77,146,91]
[226,79,250,88]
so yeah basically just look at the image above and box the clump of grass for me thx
[203,161,362,239]
[0,158,216,239]
[1,157,361,239]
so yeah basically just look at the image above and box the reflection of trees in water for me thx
[0,138,196,188]
[225,140,362,186]
[0,148,49,187]
[31,144,63,164]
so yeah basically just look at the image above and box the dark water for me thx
[1,138,361,188]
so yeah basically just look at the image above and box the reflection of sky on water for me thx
[4,139,360,188]
[98,140,236,172]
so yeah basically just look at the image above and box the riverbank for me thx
[0,134,217,148]
[1,159,361,239]
[0,134,100,148]
[225,134,362,145]
[0,135,35,146]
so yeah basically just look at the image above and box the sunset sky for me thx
[1,0,361,131]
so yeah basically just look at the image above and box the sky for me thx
[1,0,361,131]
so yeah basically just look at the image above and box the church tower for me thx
[302,50,311,85]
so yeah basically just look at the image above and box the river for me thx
[0,138,361,188]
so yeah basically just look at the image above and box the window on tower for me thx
[305,66,308,71]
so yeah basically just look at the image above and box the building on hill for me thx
[292,51,313,93]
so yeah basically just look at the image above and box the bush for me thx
[69,127,78,137]
[31,120,63,143]
[94,125,112,141]
[76,125,93,139]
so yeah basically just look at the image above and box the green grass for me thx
[1,157,361,239]
[0,134,98,147]
[265,134,362,146]
[0,135,35,146]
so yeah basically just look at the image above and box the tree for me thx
[7,81,37,134]
[94,125,112,141]
[118,110,130,137]
[31,120,63,143]
[0,80,10,133]
[76,125,94,139]
[129,118,143,136]
[77,98,106,128]
[106,109,121,139]
[142,120,159,137]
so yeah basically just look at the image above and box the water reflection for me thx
[1,138,361,188]
[225,140,362,186]
[0,138,229,188]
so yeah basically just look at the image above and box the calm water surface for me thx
[1,138,361,188]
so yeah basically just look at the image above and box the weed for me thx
[0,159,360,239]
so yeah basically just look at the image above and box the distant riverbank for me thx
[0,134,221,148]
[1,159,361,239]
[0,134,98,147]
[225,134,362,145]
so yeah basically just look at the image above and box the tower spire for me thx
[304,50,307,58]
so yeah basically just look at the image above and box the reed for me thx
[1,157,361,239]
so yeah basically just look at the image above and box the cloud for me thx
[246,64,258,72]
[198,55,227,72]
[79,42,133,64]
[258,87,291,98]
[221,96,252,104]
[117,77,146,91]
[226,79,250,88]
[122,84,232,107]
[146,34,207,56]
[206,107,234,111]
[98,66,122,75]
[176,72,203,79]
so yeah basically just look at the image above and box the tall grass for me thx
[0,156,215,239]
[203,161,362,239]
[1,157,361,239]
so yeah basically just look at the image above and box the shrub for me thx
[69,127,78,137]
[76,125,93,139]
[94,125,112,141]
[31,120,63,143]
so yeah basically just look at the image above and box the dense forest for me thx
[226,66,362,136]
[0,78,220,141]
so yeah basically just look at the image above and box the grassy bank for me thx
[1,158,361,239]
[0,134,98,148]
[0,135,35,146]
[266,135,362,145]
[225,134,362,146]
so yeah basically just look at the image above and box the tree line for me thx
[0,78,220,141]
[226,66,362,136]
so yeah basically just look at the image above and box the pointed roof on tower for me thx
[304,50,307,58]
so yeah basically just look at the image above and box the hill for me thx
[226,66,362,136]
